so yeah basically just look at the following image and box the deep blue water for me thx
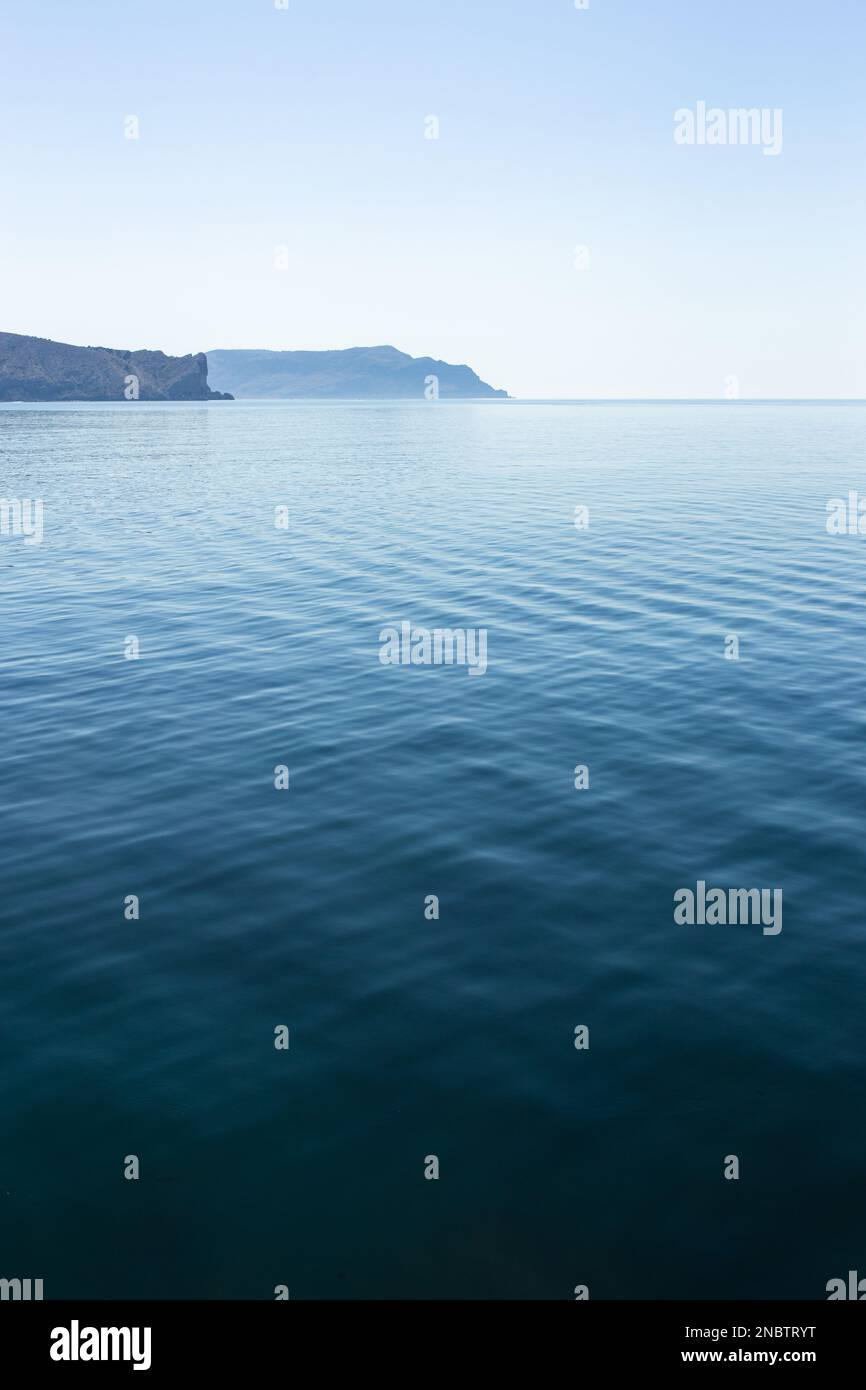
[1,400,864,1299]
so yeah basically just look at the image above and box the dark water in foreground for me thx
[1,401,864,1299]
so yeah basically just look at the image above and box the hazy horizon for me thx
[3,330,866,402]
[2,0,864,397]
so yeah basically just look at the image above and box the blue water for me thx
[1,400,864,1299]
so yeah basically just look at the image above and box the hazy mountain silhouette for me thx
[206,345,508,399]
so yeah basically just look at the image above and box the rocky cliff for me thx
[0,332,233,401]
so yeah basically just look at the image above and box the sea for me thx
[0,399,864,1299]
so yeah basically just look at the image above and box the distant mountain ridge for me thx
[206,345,508,399]
[0,332,232,401]
[0,334,506,403]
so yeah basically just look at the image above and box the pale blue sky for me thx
[1,0,863,397]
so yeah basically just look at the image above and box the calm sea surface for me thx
[1,400,864,1299]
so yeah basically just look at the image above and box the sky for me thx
[1,0,864,398]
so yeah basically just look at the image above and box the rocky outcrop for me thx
[0,332,233,401]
